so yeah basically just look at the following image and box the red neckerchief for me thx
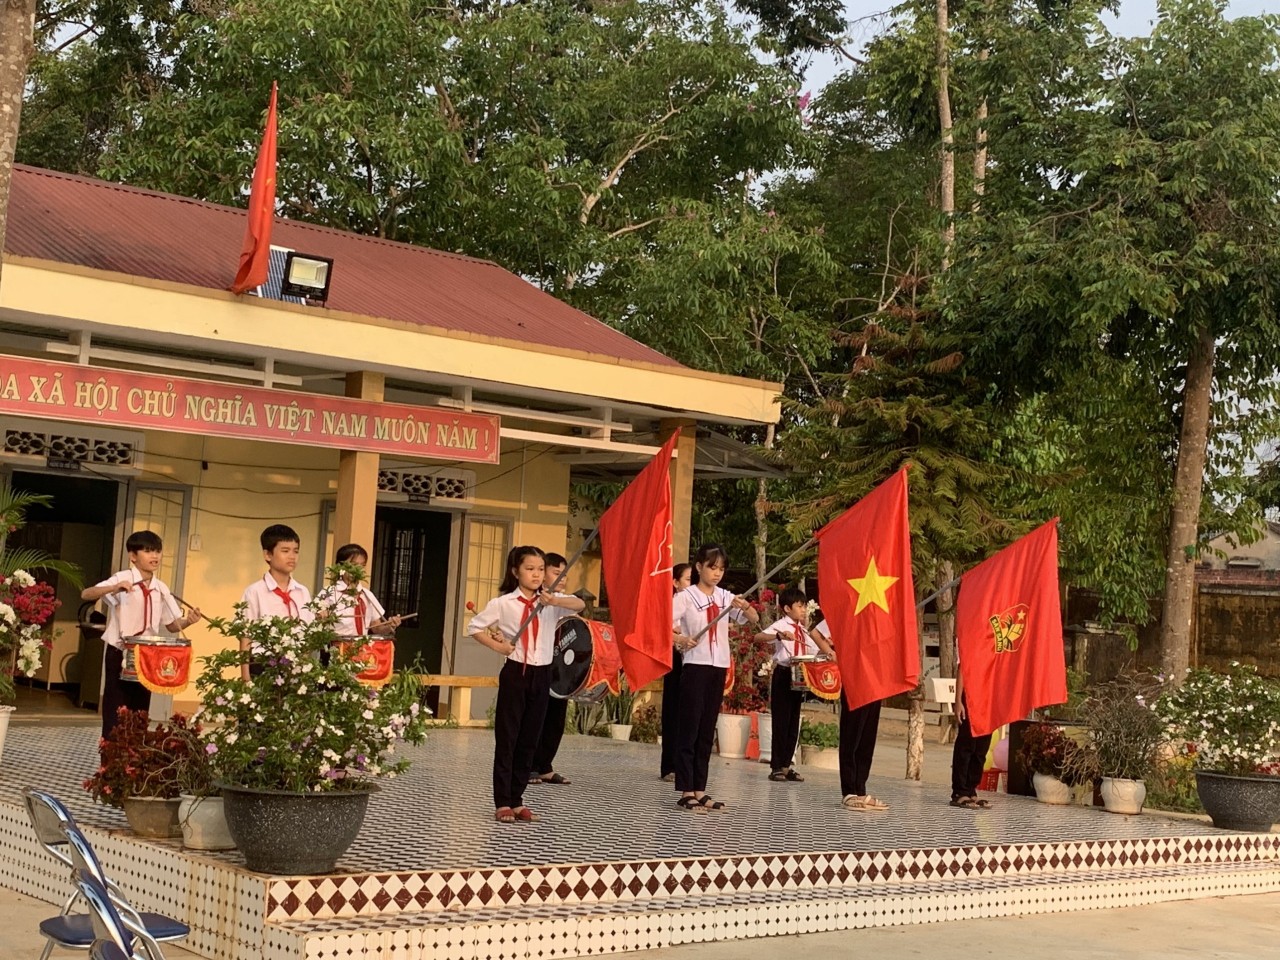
[354,593,367,636]
[516,594,540,669]
[706,600,721,647]
[272,586,299,618]
[793,623,806,657]
[136,580,153,635]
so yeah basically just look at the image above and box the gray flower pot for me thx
[1195,770,1280,833]
[217,782,377,874]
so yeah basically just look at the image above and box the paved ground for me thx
[3,885,1277,960]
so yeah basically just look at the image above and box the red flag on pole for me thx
[598,430,679,691]
[955,519,1067,737]
[815,469,919,711]
[230,82,279,295]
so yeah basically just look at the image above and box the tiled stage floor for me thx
[2,724,1278,960]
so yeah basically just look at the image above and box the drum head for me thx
[551,616,593,699]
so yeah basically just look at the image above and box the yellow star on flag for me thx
[847,556,899,615]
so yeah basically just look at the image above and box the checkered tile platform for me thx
[2,724,1278,960]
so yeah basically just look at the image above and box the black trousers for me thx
[675,663,725,793]
[659,648,683,777]
[492,660,550,809]
[531,695,568,775]
[951,697,993,800]
[101,644,151,740]
[839,697,882,797]
[770,665,804,772]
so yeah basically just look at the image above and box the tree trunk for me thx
[754,422,775,584]
[1159,325,1216,680]
[938,559,957,680]
[905,597,928,780]
[934,0,955,267]
[0,0,36,293]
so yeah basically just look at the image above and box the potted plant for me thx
[718,620,771,759]
[798,721,841,771]
[164,722,235,851]
[605,678,636,740]
[1157,663,1280,831]
[629,703,660,744]
[196,562,431,874]
[1019,722,1078,804]
[83,709,197,838]
[1064,675,1164,815]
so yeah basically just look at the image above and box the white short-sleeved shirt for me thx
[762,615,820,665]
[468,590,576,667]
[673,586,746,669]
[815,619,832,641]
[241,573,314,623]
[97,566,183,648]
[316,583,386,637]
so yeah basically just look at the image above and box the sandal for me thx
[676,795,707,813]
[539,772,571,785]
[697,795,727,811]
[842,795,868,810]
[495,806,516,823]
[784,769,805,783]
[950,796,987,809]
[768,770,788,782]
[513,806,538,822]
[861,795,888,810]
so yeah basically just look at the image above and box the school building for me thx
[0,164,780,718]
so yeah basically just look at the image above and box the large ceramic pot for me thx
[1195,770,1280,832]
[179,794,236,851]
[799,745,840,771]
[757,713,773,764]
[218,782,377,875]
[121,796,183,838]
[1099,777,1146,815]
[609,723,633,741]
[0,704,13,767]
[1032,772,1073,805]
[715,714,752,759]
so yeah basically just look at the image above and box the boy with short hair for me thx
[529,552,573,786]
[240,524,312,679]
[757,588,834,782]
[81,530,202,739]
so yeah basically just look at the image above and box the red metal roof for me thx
[5,165,681,368]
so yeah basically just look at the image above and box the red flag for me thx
[815,469,919,711]
[598,431,679,690]
[956,519,1066,737]
[231,83,279,294]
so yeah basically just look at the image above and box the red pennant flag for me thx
[815,469,919,711]
[231,83,279,294]
[598,431,679,691]
[956,519,1067,737]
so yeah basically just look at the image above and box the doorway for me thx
[371,507,452,713]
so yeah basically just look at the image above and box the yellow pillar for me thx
[661,418,697,563]
[333,371,384,558]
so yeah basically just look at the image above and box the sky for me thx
[799,0,1279,92]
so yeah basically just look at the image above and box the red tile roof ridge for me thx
[11,163,504,270]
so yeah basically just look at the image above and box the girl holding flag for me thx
[671,544,759,812]
[469,546,585,823]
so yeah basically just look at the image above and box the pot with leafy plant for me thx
[196,561,431,874]
[1157,663,1280,832]
[163,721,235,851]
[717,621,770,759]
[629,703,660,744]
[605,677,636,740]
[1019,722,1079,804]
[799,721,840,771]
[1062,675,1164,815]
[83,709,197,838]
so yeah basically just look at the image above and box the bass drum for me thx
[551,617,622,703]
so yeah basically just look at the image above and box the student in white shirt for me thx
[757,588,835,782]
[315,543,403,638]
[671,544,760,812]
[81,530,202,739]
[239,524,313,680]
[659,562,694,782]
[529,552,573,786]
[469,546,585,824]
[812,617,890,812]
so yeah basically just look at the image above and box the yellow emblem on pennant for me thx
[990,604,1029,654]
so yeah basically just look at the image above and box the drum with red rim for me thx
[551,617,623,703]
[121,634,192,693]
[790,655,842,701]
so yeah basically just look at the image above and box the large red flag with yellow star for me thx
[815,469,919,711]
[956,519,1066,737]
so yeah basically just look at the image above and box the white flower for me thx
[0,602,16,625]
[239,693,252,705]
[10,569,35,587]
[362,709,375,720]
[318,761,331,775]
[225,732,239,745]
[297,685,307,695]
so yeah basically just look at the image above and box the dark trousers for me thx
[101,644,151,740]
[675,663,725,793]
[951,697,993,800]
[531,695,568,775]
[839,697,882,797]
[492,660,551,809]
[659,648,683,777]
[770,666,804,771]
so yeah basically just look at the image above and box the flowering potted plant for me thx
[717,619,771,759]
[196,562,430,874]
[1018,722,1086,804]
[83,709,197,838]
[1061,675,1164,815]
[1156,663,1280,831]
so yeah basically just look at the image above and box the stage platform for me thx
[2,725,1278,960]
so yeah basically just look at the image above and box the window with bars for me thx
[461,517,510,628]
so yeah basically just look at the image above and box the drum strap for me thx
[793,624,805,657]
[706,603,720,647]
[516,596,541,669]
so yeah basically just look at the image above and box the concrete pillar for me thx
[333,371,385,557]
[660,418,698,563]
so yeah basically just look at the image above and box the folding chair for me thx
[23,790,188,960]
[64,870,165,960]
[89,942,131,960]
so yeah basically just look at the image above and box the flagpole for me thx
[915,573,962,611]
[686,536,819,644]
[511,527,601,642]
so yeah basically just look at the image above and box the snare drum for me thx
[551,617,622,702]
[121,634,192,694]
[791,655,842,701]
[789,655,821,691]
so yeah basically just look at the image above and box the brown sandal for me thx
[495,806,516,823]
[513,806,538,822]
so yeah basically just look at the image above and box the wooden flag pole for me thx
[686,536,819,645]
